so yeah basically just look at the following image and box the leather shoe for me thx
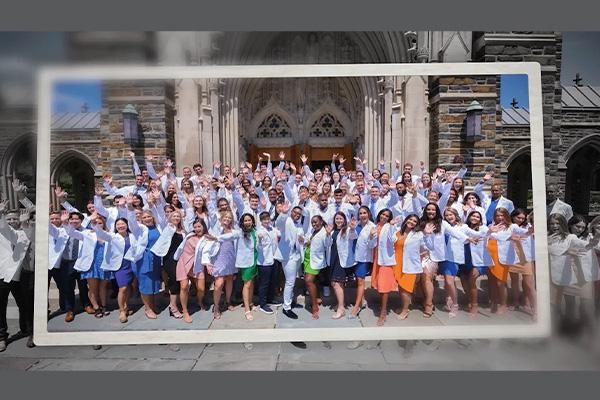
[0,340,6,352]
[65,311,75,322]
[282,309,298,320]
[26,336,35,348]
[85,305,95,314]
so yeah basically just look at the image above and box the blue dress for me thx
[81,242,114,280]
[114,235,134,288]
[132,226,162,295]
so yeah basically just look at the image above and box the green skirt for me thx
[303,246,320,276]
[239,265,258,282]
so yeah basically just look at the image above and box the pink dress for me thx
[176,236,204,281]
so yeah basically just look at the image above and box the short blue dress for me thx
[132,226,162,295]
[114,236,134,288]
[81,241,114,280]
[458,243,487,276]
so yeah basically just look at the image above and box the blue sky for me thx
[500,74,529,109]
[52,81,102,113]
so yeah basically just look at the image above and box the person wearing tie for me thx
[0,202,31,352]
[59,212,92,322]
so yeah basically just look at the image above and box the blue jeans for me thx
[258,264,277,308]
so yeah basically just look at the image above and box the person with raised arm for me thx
[94,182,127,231]
[546,184,573,221]
[0,200,31,352]
[48,208,69,313]
[92,215,137,323]
[459,210,492,316]
[301,215,329,320]
[275,202,310,320]
[370,209,401,326]
[206,211,238,319]
[325,212,359,319]
[64,211,113,319]
[393,214,437,320]
[125,195,162,319]
[173,218,215,323]
[255,211,281,314]
[473,169,515,225]
[486,207,532,314]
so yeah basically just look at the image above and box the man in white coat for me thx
[546,184,573,221]
[0,201,31,352]
[473,171,514,225]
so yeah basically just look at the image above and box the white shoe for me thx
[323,286,331,297]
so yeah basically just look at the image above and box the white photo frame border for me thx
[34,62,549,345]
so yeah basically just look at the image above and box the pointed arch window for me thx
[309,113,344,137]
[257,114,291,138]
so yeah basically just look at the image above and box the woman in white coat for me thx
[459,210,492,316]
[173,218,215,323]
[93,217,137,323]
[65,213,113,318]
[301,215,329,320]
[417,202,445,318]
[369,208,402,326]
[326,212,358,319]
[150,210,186,319]
[393,214,436,320]
[349,206,376,319]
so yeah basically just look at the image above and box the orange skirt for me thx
[372,264,397,294]
[393,265,418,294]
[487,239,509,282]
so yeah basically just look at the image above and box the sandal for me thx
[244,311,254,321]
[119,311,128,323]
[144,309,158,320]
[94,307,104,319]
[397,310,409,320]
[331,310,346,320]
[169,306,183,319]
[126,308,134,316]
[422,304,434,318]
[212,305,221,320]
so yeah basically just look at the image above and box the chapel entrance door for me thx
[249,144,352,173]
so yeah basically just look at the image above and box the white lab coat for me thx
[216,230,256,269]
[399,230,434,273]
[306,228,328,270]
[65,226,100,272]
[374,223,398,267]
[548,233,594,286]
[48,223,70,270]
[275,211,310,261]
[327,228,358,268]
[354,221,377,263]
[0,217,30,282]
[256,226,280,266]
[488,224,529,266]
[462,225,493,267]
[93,225,137,271]
[150,223,179,257]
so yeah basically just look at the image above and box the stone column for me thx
[175,79,201,172]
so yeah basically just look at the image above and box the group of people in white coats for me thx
[48,150,544,327]
[546,184,600,333]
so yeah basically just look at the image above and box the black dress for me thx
[163,232,184,294]
[329,230,354,283]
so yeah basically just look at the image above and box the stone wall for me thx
[428,76,499,188]
[100,80,176,188]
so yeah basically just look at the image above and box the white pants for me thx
[282,256,302,311]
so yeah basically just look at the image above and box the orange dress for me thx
[393,233,418,294]
[487,239,509,282]
[371,224,398,294]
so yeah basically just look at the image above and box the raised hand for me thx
[389,216,402,225]
[362,159,368,165]
[258,155,263,163]
[95,185,104,196]
[54,186,67,199]
[103,174,113,185]
[117,197,126,207]
[145,155,153,162]
[60,210,70,224]
[279,151,286,160]
[424,222,436,235]
[338,155,346,165]
[165,159,174,168]
[245,161,252,170]
[325,224,333,235]
[300,154,308,164]
[19,209,30,223]
[369,227,378,238]
[483,170,494,182]
[420,160,425,169]
[289,162,296,172]
[332,153,339,160]
[379,158,385,165]
[0,199,8,214]
[262,152,271,159]
[126,193,135,208]
[213,160,222,169]
[12,178,27,193]
[349,217,357,230]
[129,151,135,159]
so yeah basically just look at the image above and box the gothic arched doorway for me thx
[566,144,600,218]
[507,150,532,211]
[51,151,96,212]
[0,135,36,209]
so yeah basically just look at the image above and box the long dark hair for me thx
[239,213,256,239]
[193,217,208,237]
[466,210,484,231]
[511,208,528,228]
[376,208,393,225]
[333,211,348,237]
[462,191,481,207]
[419,202,442,233]
[400,214,421,235]
[568,214,588,238]
[358,205,373,223]
[113,217,131,234]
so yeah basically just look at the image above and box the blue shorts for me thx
[438,261,459,276]
[458,264,488,276]
[354,262,372,279]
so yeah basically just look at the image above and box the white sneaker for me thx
[323,286,331,297]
